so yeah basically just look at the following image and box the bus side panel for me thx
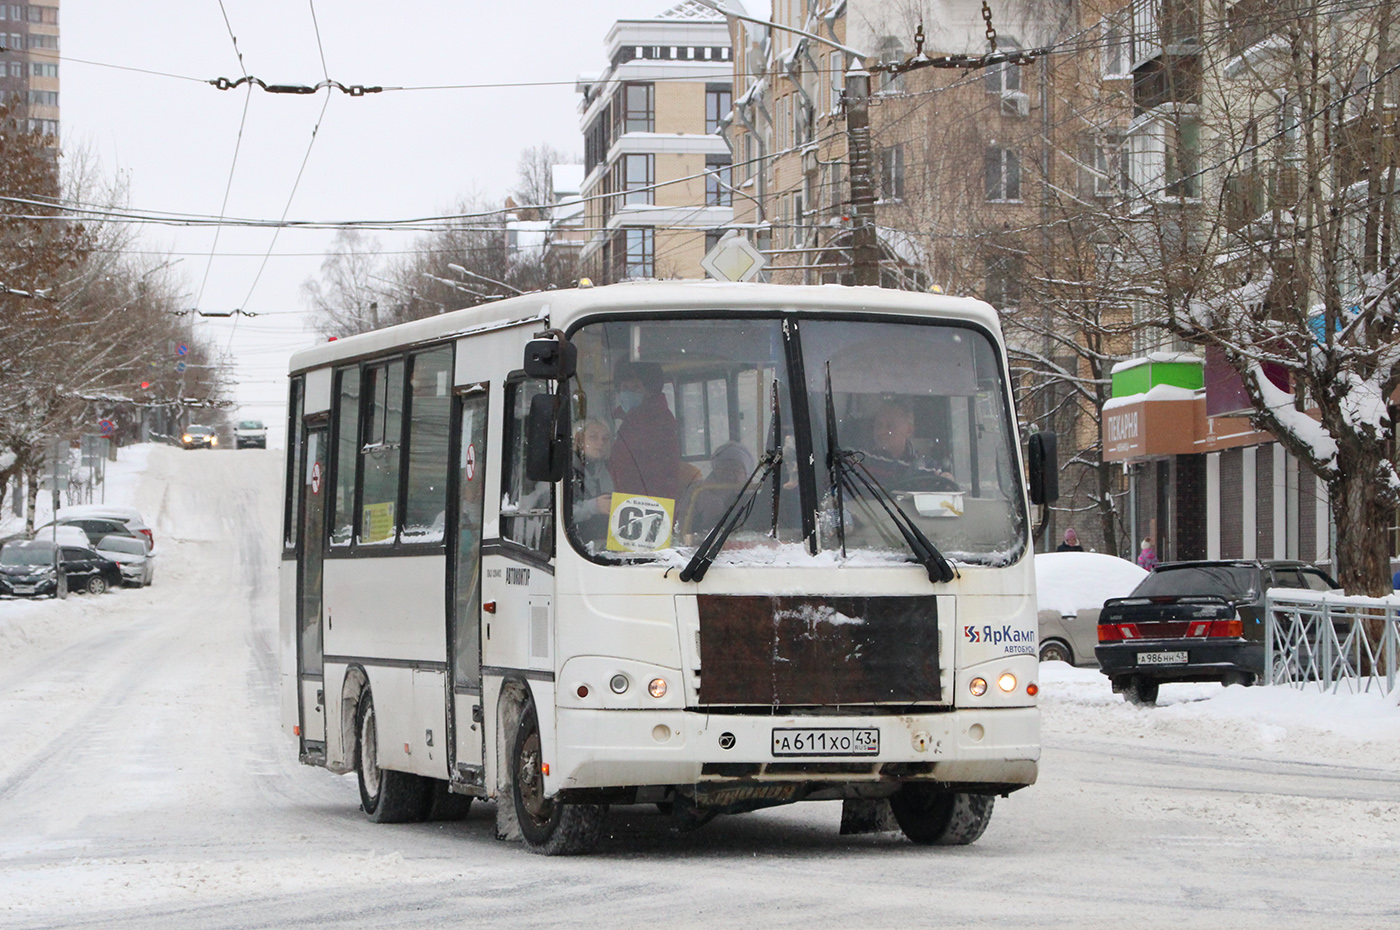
[323,556,447,662]
[323,556,447,779]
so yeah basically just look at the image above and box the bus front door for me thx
[297,421,329,760]
[449,389,488,791]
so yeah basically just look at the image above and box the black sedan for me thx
[0,540,124,597]
[1096,560,1339,704]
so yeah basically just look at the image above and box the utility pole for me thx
[845,66,881,287]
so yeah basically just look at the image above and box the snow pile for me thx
[1034,550,1146,615]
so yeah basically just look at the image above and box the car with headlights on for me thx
[181,424,217,449]
[95,534,154,587]
[1095,559,1340,704]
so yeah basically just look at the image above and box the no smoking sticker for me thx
[464,443,476,481]
[310,461,322,495]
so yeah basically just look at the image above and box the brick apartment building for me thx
[0,0,59,142]
[576,1,734,283]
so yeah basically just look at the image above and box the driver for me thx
[862,401,956,491]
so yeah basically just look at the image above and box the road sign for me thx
[177,343,189,356]
[175,361,187,374]
[98,419,115,438]
[700,233,767,282]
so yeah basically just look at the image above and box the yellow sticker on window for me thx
[362,501,396,543]
[606,493,675,552]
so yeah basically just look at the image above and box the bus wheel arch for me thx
[335,666,370,775]
[353,684,430,823]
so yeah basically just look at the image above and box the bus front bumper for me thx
[548,706,1039,796]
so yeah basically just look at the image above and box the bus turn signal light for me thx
[1026,682,1039,696]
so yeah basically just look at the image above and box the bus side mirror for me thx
[524,337,577,381]
[1027,431,1059,505]
[525,392,567,483]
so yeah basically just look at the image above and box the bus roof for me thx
[287,281,1003,375]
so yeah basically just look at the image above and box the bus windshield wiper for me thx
[680,383,784,583]
[824,365,956,585]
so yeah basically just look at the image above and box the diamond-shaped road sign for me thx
[700,234,766,282]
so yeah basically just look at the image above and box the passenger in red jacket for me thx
[608,361,680,502]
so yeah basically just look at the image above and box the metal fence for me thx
[1265,591,1400,697]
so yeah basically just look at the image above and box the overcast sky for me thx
[62,0,751,445]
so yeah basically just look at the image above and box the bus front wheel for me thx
[355,691,429,823]
[511,708,605,855]
[889,785,994,846]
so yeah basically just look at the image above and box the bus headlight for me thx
[648,678,668,699]
[997,672,1018,692]
[969,677,988,696]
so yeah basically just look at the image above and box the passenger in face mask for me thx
[609,361,681,502]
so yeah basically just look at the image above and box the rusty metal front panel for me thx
[696,596,940,707]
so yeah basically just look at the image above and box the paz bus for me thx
[280,281,1056,854]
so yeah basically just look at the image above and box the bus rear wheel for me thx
[889,785,994,846]
[356,692,429,823]
[511,708,605,855]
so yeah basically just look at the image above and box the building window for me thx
[706,84,732,134]
[9,61,21,78]
[27,33,58,50]
[1164,119,1200,198]
[624,228,654,278]
[32,62,57,77]
[1083,132,1128,197]
[28,90,57,107]
[622,153,653,206]
[985,147,1021,201]
[7,35,20,54]
[878,144,905,201]
[1102,13,1130,76]
[875,36,904,92]
[705,155,732,206]
[623,82,654,133]
[829,51,844,112]
[984,56,1022,95]
[984,253,1023,308]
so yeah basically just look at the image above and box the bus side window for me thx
[502,377,554,554]
[401,347,453,544]
[359,359,405,545]
[330,367,361,547]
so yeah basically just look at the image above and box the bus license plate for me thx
[771,728,879,756]
[1137,651,1187,665]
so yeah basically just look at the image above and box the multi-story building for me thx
[577,1,734,283]
[0,1,60,142]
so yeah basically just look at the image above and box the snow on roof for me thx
[654,0,728,20]
[1035,551,1147,615]
[1110,351,1204,374]
[552,164,584,197]
[1103,383,1202,410]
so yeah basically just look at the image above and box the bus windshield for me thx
[565,313,1026,567]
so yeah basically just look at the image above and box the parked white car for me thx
[1035,551,1148,666]
[56,505,155,550]
[95,534,154,587]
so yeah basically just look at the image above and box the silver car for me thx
[1035,551,1148,666]
[95,534,155,587]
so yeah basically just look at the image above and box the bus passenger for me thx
[609,361,680,501]
[572,419,614,543]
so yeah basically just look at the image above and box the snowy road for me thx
[1,445,1398,929]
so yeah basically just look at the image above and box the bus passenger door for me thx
[448,388,488,791]
[297,420,329,759]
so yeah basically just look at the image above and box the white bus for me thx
[281,281,1055,854]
